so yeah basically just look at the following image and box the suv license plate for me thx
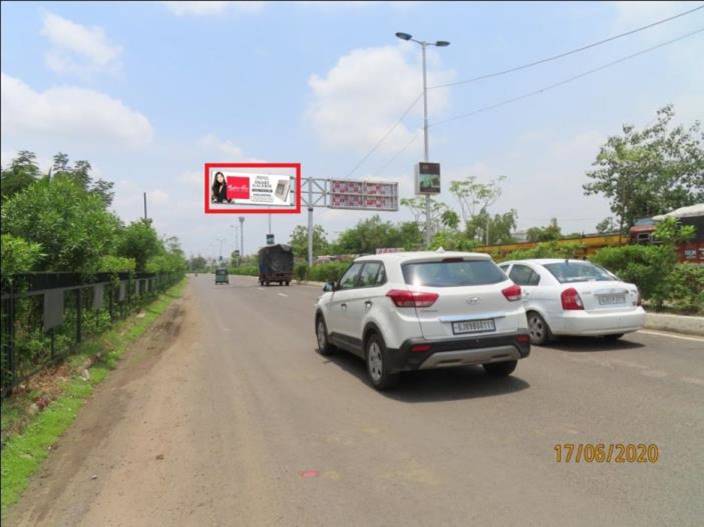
[598,294,625,305]
[452,319,495,335]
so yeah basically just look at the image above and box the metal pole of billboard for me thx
[143,192,148,220]
[239,217,245,257]
[395,33,449,248]
[307,179,314,267]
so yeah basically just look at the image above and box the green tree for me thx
[51,152,115,206]
[441,209,460,230]
[189,255,208,272]
[653,216,695,245]
[289,225,329,258]
[2,177,121,272]
[449,175,505,224]
[1,151,41,201]
[400,197,449,239]
[466,209,517,245]
[583,105,704,230]
[527,218,562,242]
[117,219,161,272]
[595,217,617,234]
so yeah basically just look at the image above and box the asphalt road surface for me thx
[7,275,704,526]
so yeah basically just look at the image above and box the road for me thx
[7,275,704,526]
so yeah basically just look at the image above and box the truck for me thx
[258,244,294,286]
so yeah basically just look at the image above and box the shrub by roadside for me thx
[667,263,704,314]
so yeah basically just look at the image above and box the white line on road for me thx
[277,293,288,297]
[638,330,704,343]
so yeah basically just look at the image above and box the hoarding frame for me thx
[204,162,301,214]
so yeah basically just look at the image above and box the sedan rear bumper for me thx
[552,307,646,336]
[387,331,530,373]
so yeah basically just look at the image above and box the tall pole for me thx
[307,179,314,267]
[143,192,148,220]
[239,217,245,257]
[421,43,431,248]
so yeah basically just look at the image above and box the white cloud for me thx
[161,1,265,16]
[41,12,122,76]
[307,44,455,154]
[1,73,153,148]
[197,133,244,158]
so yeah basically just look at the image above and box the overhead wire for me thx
[342,4,704,177]
[429,4,704,90]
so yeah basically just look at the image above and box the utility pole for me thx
[143,192,148,220]
[307,178,314,267]
[395,32,450,248]
[239,216,245,258]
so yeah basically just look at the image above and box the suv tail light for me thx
[501,284,522,302]
[561,288,584,310]
[386,289,438,308]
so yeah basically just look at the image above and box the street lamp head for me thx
[435,40,450,47]
[395,32,412,41]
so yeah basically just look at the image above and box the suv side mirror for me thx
[323,281,335,292]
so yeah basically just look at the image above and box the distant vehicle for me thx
[214,268,229,285]
[498,259,645,345]
[314,251,530,390]
[259,244,294,286]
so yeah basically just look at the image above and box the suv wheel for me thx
[483,360,517,377]
[527,311,551,345]
[365,333,399,390]
[316,317,335,356]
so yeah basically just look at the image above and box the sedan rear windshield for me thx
[543,261,613,283]
[402,259,506,287]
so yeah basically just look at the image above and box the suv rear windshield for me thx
[402,259,506,287]
[543,261,613,283]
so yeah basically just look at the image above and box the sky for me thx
[2,1,703,258]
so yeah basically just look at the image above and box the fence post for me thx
[2,285,17,397]
[75,288,82,344]
[108,285,114,322]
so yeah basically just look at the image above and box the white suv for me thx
[314,251,531,390]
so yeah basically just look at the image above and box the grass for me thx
[0,279,186,517]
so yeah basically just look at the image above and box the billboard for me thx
[328,179,398,211]
[204,163,301,214]
[415,162,441,195]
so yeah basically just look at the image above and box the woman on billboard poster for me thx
[211,172,228,203]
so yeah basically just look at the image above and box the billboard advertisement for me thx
[415,162,441,195]
[204,163,301,214]
[329,179,398,211]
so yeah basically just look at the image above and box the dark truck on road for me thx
[258,244,294,286]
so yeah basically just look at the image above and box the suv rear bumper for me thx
[387,331,530,373]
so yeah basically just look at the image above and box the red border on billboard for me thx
[204,162,301,214]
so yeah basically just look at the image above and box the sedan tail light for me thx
[386,289,438,308]
[561,287,584,310]
[501,284,522,302]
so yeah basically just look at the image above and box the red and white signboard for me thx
[204,163,301,214]
[329,179,398,211]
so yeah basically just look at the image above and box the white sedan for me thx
[498,259,646,344]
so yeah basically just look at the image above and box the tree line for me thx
[1,152,187,276]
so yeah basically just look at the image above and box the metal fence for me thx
[0,271,182,398]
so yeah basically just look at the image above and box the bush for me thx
[0,234,42,274]
[590,244,677,309]
[294,263,308,282]
[667,263,704,314]
[307,261,350,283]
[229,265,258,276]
[98,255,136,273]
[497,241,584,262]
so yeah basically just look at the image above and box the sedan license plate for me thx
[598,294,625,305]
[452,318,495,335]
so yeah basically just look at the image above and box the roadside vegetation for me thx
[0,279,185,517]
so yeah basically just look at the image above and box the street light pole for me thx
[395,32,450,248]
[238,216,245,258]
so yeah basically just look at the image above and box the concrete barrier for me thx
[644,312,704,337]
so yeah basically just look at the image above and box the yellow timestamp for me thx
[553,443,659,463]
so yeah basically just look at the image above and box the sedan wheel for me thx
[528,312,550,345]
